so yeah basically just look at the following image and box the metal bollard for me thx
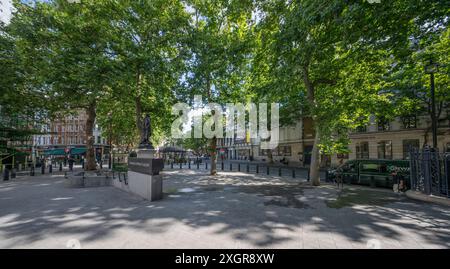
[205,162,208,170]
[179,162,182,169]
[267,166,270,175]
[197,162,200,170]
[30,167,35,176]
[171,162,174,169]
[188,161,191,169]
[256,165,259,174]
[59,162,63,171]
[221,162,224,171]
[49,164,53,174]
[41,165,45,174]
[246,164,249,173]
[229,163,232,171]
[307,170,310,182]
[292,169,296,178]
[238,163,241,172]
[3,168,10,181]
[278,167,282,176]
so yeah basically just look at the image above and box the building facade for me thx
[217,111,450,168]
[32,109,109,161]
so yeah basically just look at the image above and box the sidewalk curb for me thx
[405,190,450,207]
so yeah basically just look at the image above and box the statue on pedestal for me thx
[139,114,154,149]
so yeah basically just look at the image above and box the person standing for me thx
[68,155,74,172]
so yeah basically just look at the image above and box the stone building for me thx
[217,111,450,167]
[32,109,109,161]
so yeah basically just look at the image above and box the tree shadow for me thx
[0,170,449,248]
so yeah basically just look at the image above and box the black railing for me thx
[164,159,321,181]
[409,148,450,198]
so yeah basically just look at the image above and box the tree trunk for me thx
[85,101,97,171]
[135,70,143,144]
[310,128,321,186]
[135,95,142,142]
[210,136,217,175]
[301,65,321,186]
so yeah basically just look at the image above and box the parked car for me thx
[327,159,410,188]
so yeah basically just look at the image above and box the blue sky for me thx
[0,0,13,24]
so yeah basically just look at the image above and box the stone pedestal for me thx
[113,149,164,201]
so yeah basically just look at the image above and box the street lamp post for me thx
[108,112,112,170]
[425,59,439,149]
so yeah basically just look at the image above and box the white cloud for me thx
[0,0,13,24]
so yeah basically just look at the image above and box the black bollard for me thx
[278,167,282,176]
[188,161,191,169]
[205,162,208,170]
[246,164,249,173]
[197,162,200,170]
[179,162,182,169]
[49,164,53,174]
[41,164,45,174]
[238,163,241,172]
[307,170,310,182]
[256,165,259,174]
[59,162,62,171]
[3,168,10,181]
[30,166,35,176]
[292,169,296,178]
[267,166,270,175]
[171,162,174,169]
[221,162,224,171]
[229,163,232,171]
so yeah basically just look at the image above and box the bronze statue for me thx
[140,113,153,148]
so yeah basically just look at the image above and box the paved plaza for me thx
[0,169,449,249]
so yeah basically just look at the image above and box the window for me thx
[377,141,392,159]
[302,117,315,138]
[278,146,292,156]
[403,139,420,159]
[356,126,367,133]
[356,142,369,159]
[377,117,390,131]
[401,115,417,129]
[259,149,268,156]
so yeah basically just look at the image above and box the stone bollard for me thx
[3,167,9,181]
[3,168,10,181]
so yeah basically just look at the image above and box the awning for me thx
[70,148,86,155]
[43,149,66,156]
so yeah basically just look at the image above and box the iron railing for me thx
[409,148,450,198]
